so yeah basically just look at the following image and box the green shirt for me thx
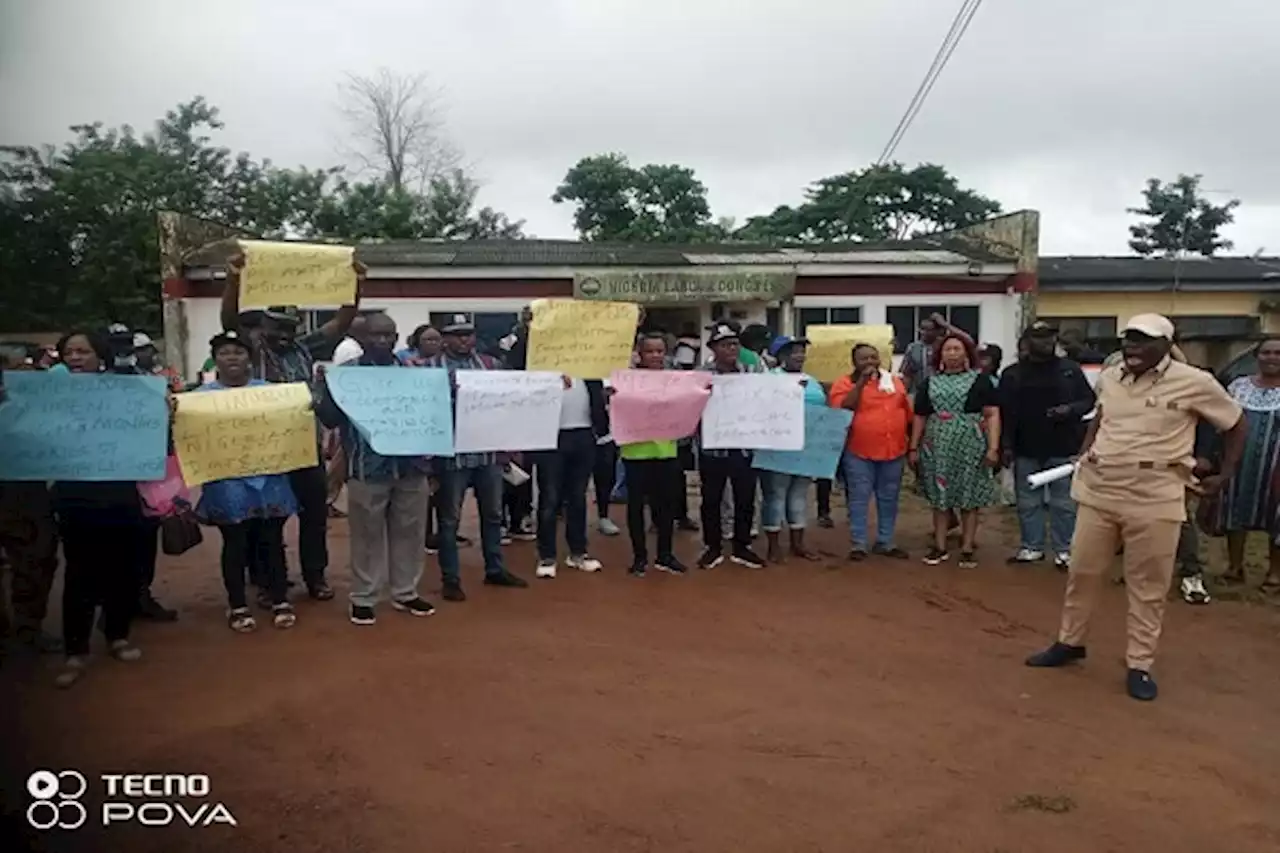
[739,349,760,367]
[620,439,678,461]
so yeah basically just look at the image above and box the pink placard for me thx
[609,369,713,445]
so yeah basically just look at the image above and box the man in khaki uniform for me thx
[1025,314,1245,701]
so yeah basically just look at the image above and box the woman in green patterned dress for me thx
[908,334,1001,568]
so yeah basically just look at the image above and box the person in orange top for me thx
[829,343,913,560]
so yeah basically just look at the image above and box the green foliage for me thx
[1127,174,1239,257]
[0,98,523,334]
[735,162,1002,243]
[551,153,727,243]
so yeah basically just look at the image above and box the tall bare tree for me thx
[337,69,461,192]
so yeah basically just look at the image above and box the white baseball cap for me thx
[132,332,155,349]
[1121,313,1175,341]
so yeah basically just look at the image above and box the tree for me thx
[1127,174,1240,257]
[0,98,329,332]
[552,154,727,243]
[735,162,1002,243]
[307,170,524,241]
[337,69,461,193]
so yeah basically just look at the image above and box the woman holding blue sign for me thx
[50,330,151,688]
[191,331,299,633]
[761,336,825,562]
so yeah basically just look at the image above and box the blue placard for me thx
[752,405,853,479]
[0,372,170,481]
[326,366,454,456]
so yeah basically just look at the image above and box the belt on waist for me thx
[1084,454,1181,469]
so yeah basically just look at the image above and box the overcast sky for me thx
[2,0,1275,255]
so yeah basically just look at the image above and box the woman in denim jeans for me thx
[761,336,825,562]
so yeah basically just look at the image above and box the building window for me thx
[1168,315,1260,339]
[886,305,980,353]
[795,306,863,335]
[1039,316,1118,343]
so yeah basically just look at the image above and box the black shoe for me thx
[442,581,467,602]
[676,517,700,532]
[817,515,834,529]
[629,558,647,577]
[484,571,529,588]
[137,594,178,622]
[697,548,723,570]
[731,546,765,568]
[424,534,440,555]
[391,597,436,617]
[349,604,376,626]
[655,554,688,575]
[307,582,336,601]
[1126,669,1158,701]
[1025,642,1087,668]
[922,547,949,566]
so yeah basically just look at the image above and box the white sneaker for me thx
[535,560,557,579]
[1054,552,1071,570]
[567,554,602,573]
[1180,575,1211,605]
[597,518,620,536]
[54,656,87,689]
[1009,548,1046,564]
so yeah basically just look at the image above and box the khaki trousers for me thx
[347,475,430,608]
[1058,503,1181,671]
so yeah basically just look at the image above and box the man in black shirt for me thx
[998,321,1097,569]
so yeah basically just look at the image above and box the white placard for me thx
[701,373,805,451]
[455,371,564,454]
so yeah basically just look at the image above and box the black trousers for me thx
[698,453,757,551]
[138,518,160,597]
[594,441,617,518]
[504,463,534,528]
[675,441,696,521]
[816,479,832,518]
[220,518,287,609]
[59,512,147,656]
[624,458,678,562]
[287,465,329,585]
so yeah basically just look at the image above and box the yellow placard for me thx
[173,383,318,486]
[237,240,357,309]
[526,299,641,379]
[805,325,895,383]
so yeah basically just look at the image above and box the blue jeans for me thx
[760,472,812,531]
[534,428,595,561]
[843,454,905,550]
[1012,456,1077,554]
[436,464,506,583]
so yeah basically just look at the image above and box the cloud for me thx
[2,0,1273,252]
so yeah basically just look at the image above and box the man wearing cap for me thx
[1026,314,1245,701]
[221,253,366,602]
[997,320,1096,570]
[696,323,767,570]
[133,333,183,392]
[422,313,528,601]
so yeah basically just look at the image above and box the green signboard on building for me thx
[573,270,795,304]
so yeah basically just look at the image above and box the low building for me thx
[1038,255,1280,368]
[158,211,1040,380]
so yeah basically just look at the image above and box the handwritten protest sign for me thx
[805,325,895,383]
[701,373,805,451]
[173,382,317,485]
[326,366,453,456]
[526,299,640,379]
[237,240,357,309]
[454,371,564,454]
[753,406,853,479]
[609,369,711,445]
[0,372,168,481]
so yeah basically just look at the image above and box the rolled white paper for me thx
[1027,462,1076,489]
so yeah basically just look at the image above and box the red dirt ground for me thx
[3,495,1279,853]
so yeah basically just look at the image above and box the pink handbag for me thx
[138,456,193,519]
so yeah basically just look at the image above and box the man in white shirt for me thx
[331,315,369,365]
[532,377,609,578]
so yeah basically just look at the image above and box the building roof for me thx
[1040,255,1280,290]
[185,236,1013,272]
[348,237,1014,267]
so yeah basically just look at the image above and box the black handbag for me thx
[160,510,203,556]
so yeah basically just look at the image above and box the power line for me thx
[876,0,986,165]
